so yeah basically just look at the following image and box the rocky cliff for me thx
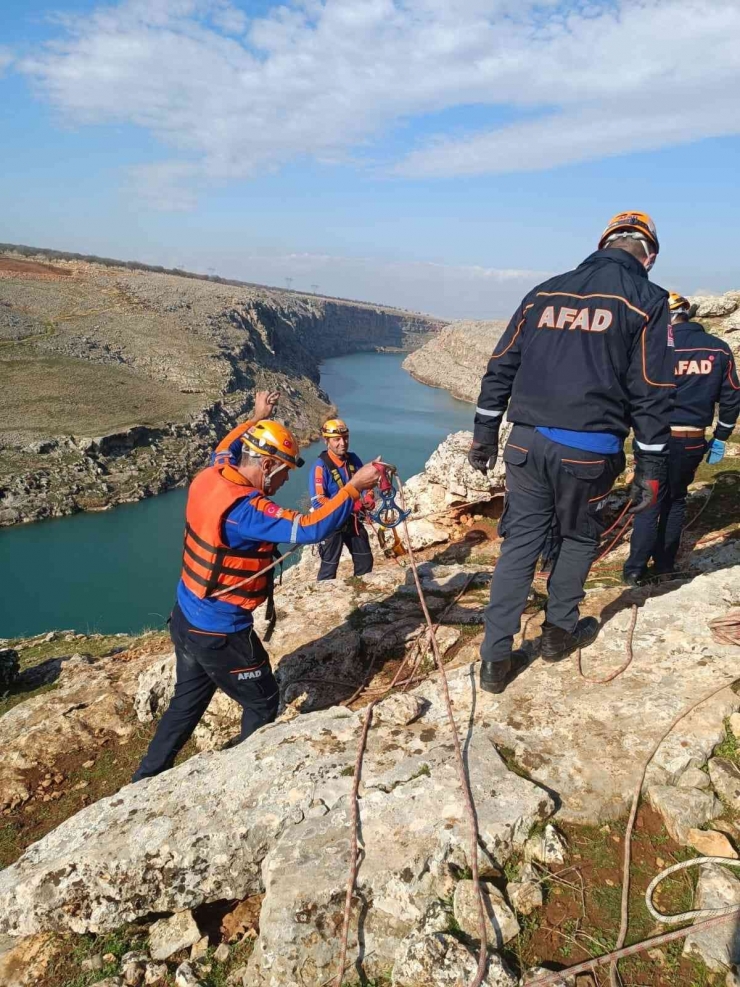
[2,433,740,985]
[402,320,506,402]
[402,290,740,404]
[0,251,444,526]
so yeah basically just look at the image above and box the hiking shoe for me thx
[622,568,645,588]
[479,650,529,695]
[540,617,599,662]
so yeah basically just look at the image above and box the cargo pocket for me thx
[503,442,529,467]
[186,629,228,651]
[560,457,605,483]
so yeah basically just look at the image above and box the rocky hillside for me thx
[403,290,740,404]
[0,250,444,526]
[2,433,740,986]
[402,319,506,402]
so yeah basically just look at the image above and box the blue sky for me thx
[2,0,739,319]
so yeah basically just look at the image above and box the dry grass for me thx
[0,357,204,439]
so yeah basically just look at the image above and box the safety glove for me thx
[627,451,667,515]
[467,440,498,474]
[706,438,726,465]
[469,416,502,475]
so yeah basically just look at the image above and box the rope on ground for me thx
[334,544,482,983]
[576,603,638,686]
[646,856,740,924]
[523,908,740,986]
[396,477,489,987]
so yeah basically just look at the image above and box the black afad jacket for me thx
[671,320,740,440]
[474,249,675,452]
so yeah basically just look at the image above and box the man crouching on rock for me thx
[133,391,380,781]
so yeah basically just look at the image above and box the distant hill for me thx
[0,247,445,526]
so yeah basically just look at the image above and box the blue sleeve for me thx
[211,435,243,467]
[223,490,355,547]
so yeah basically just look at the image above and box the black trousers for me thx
[625,435,707,577]
[317,517,374,581]
[133,604,279,781]
[482,425,625,664]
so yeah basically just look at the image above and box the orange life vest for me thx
[180,465,274,610]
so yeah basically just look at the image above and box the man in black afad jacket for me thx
[623,293,740,584]
[469,211,675,694]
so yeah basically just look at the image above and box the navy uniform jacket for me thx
[474,248,675,453]
[672,321,740,440]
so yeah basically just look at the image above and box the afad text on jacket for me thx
[474,248,675,452]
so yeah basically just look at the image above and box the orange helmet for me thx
[321,418,349,438]
[599,211,659,254]
[241,420,304,469]
[668,291,690,313]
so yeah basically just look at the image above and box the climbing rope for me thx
[576,603,637,685]
[526,673,740,987]
[333,482,489,987]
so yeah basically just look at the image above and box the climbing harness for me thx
[367,461,410,528]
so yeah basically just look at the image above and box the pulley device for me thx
[367,461,410,529]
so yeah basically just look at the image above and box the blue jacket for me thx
[310,451,365,509]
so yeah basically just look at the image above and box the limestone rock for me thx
[175,962,204,987]
[247,727,551,985]
[691,294,739,319]
[0,649,143,809]
[687,829,738,859]
[134,656,176,723]
[710,758,740,812]
[213,942,229,963]
[727,967,740,987]
[144,963,169,985]
[677,766,712,790]
[189,937,209,961]
[730,713,740,740]
[724,310,740,333]
[402,320,507,404]
[121,950,148,986]
[81,953,104,971]
[524,824,567,865]
[372,693,426,727]
[149,910,201,960]
[684,864,740,970]
[391,930,517,986]
[507,862,543,916]
[453,880,519,947]
[0,933,59,987]
[646,786,721,844]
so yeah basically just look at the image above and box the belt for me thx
[670,426,705,437]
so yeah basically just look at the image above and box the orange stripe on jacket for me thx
[214,419,256,455]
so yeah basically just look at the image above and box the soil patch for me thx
[0,258,71,278]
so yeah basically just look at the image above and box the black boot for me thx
[540,617,599,662]
[479,650,529,694]
[622,567,645,588]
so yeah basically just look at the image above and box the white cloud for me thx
[16,0,740,202]
[0,48,14,76]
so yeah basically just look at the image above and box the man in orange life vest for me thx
[623,292,740,584]
[310,418,375,580]
[133,391,380,781]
